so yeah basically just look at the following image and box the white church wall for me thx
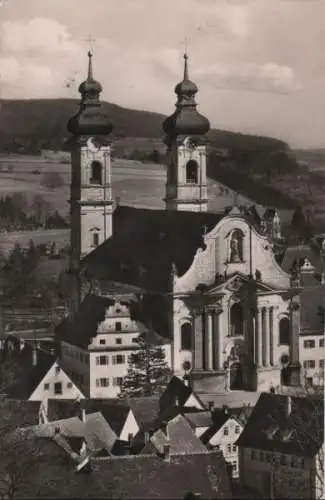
[175,216,290,294]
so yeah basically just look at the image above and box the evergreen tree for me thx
[119,335,171,398]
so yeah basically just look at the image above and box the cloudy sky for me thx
[0,0,324,148]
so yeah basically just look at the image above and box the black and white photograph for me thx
[0,0,324,498]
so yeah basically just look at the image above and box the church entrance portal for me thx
[229,362,244,390]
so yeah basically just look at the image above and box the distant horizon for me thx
[0,95,323,151]
[0,0,324,149]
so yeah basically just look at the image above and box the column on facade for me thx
[265,307,270,367]
[256,308,263,367]
[207,311,213,370]
[269,307,274,366]
[213,309,223,369]
[193,312,204,370]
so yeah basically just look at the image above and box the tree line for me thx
[0,194,68,232]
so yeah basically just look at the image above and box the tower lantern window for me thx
[90,160,103,185]
[186,160,198,184]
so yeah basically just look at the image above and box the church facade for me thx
[63,51,302,394]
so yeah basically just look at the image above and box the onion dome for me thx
[163,53,210,139]
[67,51,113,137]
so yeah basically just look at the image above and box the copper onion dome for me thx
[67,51,113,137]
[163,53,210,138]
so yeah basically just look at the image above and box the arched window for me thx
[185,160,198,184]
[90,161,103,185]
[229,229,244,262]
[279,317,290,345]
[230,303,243,336]
[181,322,192,350]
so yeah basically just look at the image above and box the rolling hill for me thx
[0,98,287,153]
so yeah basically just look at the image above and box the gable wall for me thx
[29,361,85,401]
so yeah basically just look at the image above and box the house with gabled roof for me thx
[57,294,171,399]
[236,392,324,499]
[159,376,205,412]
[200,406,247,479]
[6,344,84,402]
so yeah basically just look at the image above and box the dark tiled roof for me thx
[197,391,260,409]
[55,294,115,348]
[300,283,325,333]
[49,452,231,499]
[47,399,82,422]
[236,393,324,457]
[121,396,160,429]
[6,344,56,399]
[80,399,130,437]
[159,376,204,412]
[281,244,324,273]
[163,414,208,456]
[81,206,225,292]
[184,411,214,429]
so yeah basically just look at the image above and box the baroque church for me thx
[61,50,302,394]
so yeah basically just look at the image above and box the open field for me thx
[0,154,294,257]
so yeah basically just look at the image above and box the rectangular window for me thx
[304,340,315,349]
[132,337,138,343]
[115,338,122,345]
[232,461,237,471]
[227,444,232,453]
[223,427,229,436]
[320,339,324,348]
[303,360,316,368]
[99,378,109,387]
[232,445,237,452]
[96,355,109,366]
[44,383,50,390]
[320,359,325,368]
[54,382,62,395]
[112,354,125,365]
[115,322,122,332]
[99,339,106,345]
[235,426,240,434]
[93,233,99,247]
[113,377,123,386]
[67,382,72,389]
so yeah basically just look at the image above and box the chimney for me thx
[32,345,38,367]
[183,373,190,387]
[175,395,179,407]
[287,396,292,416]
[208,401,215,411]
[163,443,170,461]
[79,401,86,423]
[222,404,229,415]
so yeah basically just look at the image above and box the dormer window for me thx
[90,160,103,185]
[186,160,198,184]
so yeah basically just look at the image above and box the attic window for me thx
[265,425,279,439]
[55,366,61,374]
[281,429,294,442]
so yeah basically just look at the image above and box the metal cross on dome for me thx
[85,34,96,53]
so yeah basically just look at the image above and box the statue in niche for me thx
[229,230,243,262]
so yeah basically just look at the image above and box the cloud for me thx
[0,0,324,147]
[195,62,301,94]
